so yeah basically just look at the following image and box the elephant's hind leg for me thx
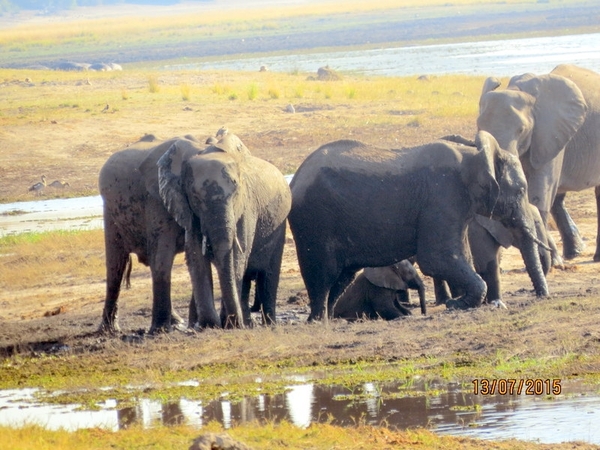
[100,228,129,334]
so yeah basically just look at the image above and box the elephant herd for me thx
[98,64,600,334]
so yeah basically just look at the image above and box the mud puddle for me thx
[0,379,598,444]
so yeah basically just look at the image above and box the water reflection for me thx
[1,380,598,444]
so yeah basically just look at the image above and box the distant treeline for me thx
[0,0,211,13]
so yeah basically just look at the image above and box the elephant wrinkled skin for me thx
[478,64,600,262]
[157,135,292,329]
[289,131,549,321]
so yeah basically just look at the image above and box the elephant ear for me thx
[139,138,201,200]
[156,142,196,231]
[509,73,587,170]
[463,131,501,217]
[473,215,513,249]
[363,266,408,291]
[209,134,252,156]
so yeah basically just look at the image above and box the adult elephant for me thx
[157,136,292,329]
[99,133,248,333]
[478,64,600,262]
[288,131,549,321]
[332,260,427,321]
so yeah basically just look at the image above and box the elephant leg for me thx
[433,278,452,305]
[397,290,410,303]
[478,258,501,303]
[371,289,410,320]
[100,229,129,334]
[216,251,246,329]
[551,192,585,260]
[421,253,486,310]
[327,269,357,318]
[185,231,220,329]
[149,259,175,333]
[594,186,600,262]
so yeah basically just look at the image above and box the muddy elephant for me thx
[478,64,600,262]
[288,131,549,321]
[434,203,550,306]
[332,260,426,321]
[157,136,292,329]
[99,133,248,333]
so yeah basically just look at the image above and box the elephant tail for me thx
[157,143,195,231]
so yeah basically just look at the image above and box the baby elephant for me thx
[332,260,426,321]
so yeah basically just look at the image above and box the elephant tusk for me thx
[532,235,552,252]
[234,235,243,254]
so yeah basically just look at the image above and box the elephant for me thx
[288,131,549,321]
[157,135,292,329]
[478,64,600,263]
[434,203,550,307]
[98,133,249,333]
[332,259,426,321]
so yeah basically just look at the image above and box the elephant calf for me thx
[332,259,426,321]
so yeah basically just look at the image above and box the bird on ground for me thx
[102,103,110,112]
[216,126,229,138]
[29,175,47,192]
[49,180,70,188]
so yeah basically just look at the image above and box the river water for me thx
[164,32,600,77]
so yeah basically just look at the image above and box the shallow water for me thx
[0,196,103,236]
[164,33,600,77]
[0,379,598,443]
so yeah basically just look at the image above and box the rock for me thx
[316,65,342,81]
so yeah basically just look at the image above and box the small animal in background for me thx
[29,175,47,193]
[49,180,70,188]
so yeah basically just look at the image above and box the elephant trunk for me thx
[512,220,550,297]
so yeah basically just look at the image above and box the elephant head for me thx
[477,69,587,218]
[363,260,426,315]
[460,131,550,300]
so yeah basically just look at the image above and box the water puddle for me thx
[1,379,598,444]
[0,196,103,236]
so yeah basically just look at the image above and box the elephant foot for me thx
[488,299,508,309]
[98,321,120,335]
[563,246,584,261]
[593,251,600,262]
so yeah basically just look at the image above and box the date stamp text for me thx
[472,378,562,396]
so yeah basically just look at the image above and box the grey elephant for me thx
[478,64,600,262]
[288,131,549,321]
[434,203,550,306]
[332,259,426,321]
[157,135,292,328]
[98,133,247,333]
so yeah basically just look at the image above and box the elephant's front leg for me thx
[149,252,179,334]
[420,250,486,310]
[551,192,585,260]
